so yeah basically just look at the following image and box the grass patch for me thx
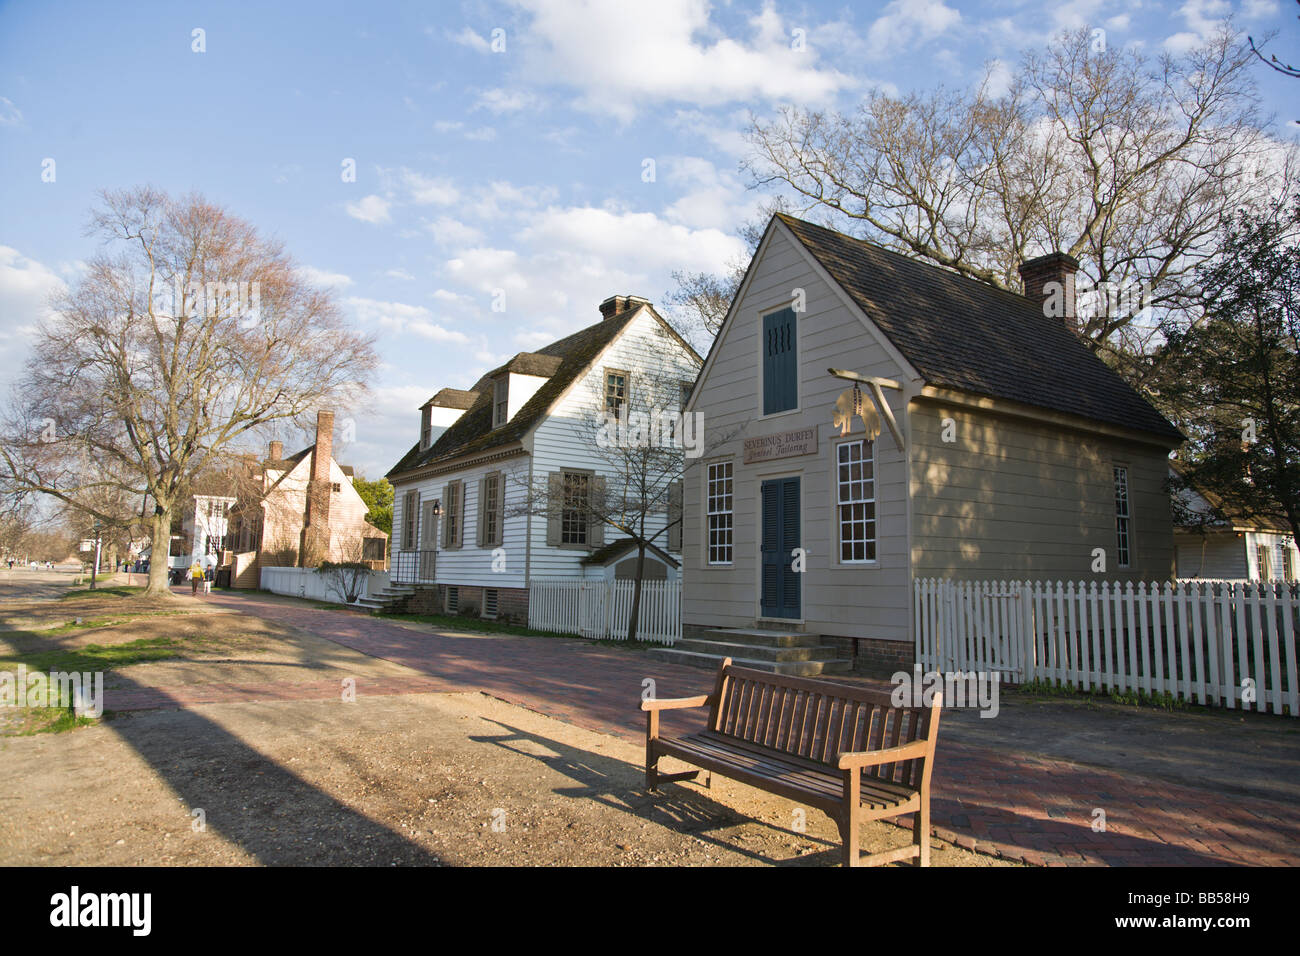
[1012,679,1189,712]
[0,635,193,674]
[59,585,146,600]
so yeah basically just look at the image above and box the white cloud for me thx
[475,88,541,113]
[385,268,416,280]
[401,169,459,205]
[501,0,853,120]
[298,266,353,289]
[346,194,392,224]
[866,0,961,58]
[661,156,759,232]
[449,27,491,53]
[425,216,485,247]
[0,97,22,126]
[345,296,470,342]
[0,247,63,340]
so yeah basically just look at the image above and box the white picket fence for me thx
[914,578,1300,716]
[260,566,389,605]
[528,578,681,644]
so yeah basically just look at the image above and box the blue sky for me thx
[2,0,1297,481]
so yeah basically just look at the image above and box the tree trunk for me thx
[144,505,172,595]
[625,542,647,643]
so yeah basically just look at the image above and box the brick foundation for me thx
[822,635,915,677]
[394,584,529,626]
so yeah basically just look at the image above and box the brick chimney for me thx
[302,410,334,566]
[599,294,650,321]
[268,440,283,461]
[1019,252,1079,331]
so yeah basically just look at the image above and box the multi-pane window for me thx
[1283,540,1297,581]
[1255,543,1270,581]
[837,440,876,562]
[707,461,733,564]
[605,370,627,417]
[493,378,508,427]
[444,482,460,546]
[561,473,590,545]
[1113,465,1131,568]
[482,473,500,546]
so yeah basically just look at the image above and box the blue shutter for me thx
[762,308,797,414]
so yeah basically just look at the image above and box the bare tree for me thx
[0,187,378,595]
[742,25,1292,382]
[315,530,373,604]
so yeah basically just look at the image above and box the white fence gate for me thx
[528,578,680,645]
[915,578,1299,716]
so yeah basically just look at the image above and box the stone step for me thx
[675,637,841,663]
[696,627,822,647]
[647,647,851,677]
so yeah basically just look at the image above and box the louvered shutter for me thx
[546,472,562,546]
[762,307,797,415]
[667,480,682,552]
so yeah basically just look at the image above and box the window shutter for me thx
[667,480,682,552]
[589,475,605,547]
[762,307,797,414]
[492,472,505,546]
[546,472,562,547]
[476,476,487,548]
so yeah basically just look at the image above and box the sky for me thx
[1,0,1297,482]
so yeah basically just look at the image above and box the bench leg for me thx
[838,814,860,867]
[913,803,930,867]
[646,747,658,792]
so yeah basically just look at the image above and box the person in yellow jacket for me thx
[189,561,204,595]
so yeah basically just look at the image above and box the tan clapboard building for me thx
[676,214,1183,674]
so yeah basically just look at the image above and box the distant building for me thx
[220,410,388,586]
[1172,465,1298,581]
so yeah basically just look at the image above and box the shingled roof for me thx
[388,305,646,478]
[776,214,1183,444]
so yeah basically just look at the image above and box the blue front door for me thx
[760,477,800,619]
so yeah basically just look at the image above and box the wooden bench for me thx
[642,658,942,867]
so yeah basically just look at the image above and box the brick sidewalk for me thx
[146,589,1298,866]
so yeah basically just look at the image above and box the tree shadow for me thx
[2,606,442,866]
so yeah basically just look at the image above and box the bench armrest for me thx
[836,739,930,770]
[641,695,710,712]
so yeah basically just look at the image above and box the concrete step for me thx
[675,637,842,663]
[696,627,822,647]
[647,647,851,677]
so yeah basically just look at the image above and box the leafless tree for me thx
[0,187,378,595]
[739,25,1294,384]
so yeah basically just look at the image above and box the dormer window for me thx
[493,377,508,427]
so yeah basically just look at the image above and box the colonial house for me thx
[226,410,388,586]
[384,295,701,621]
[168,494,236,572]
[674,214,1184,675]
[1172,465,1298,582]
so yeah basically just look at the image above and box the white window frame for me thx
[493,377,508,427]
[1113,465,1132,569]
[836,438,877,564]
[706,460,734,565]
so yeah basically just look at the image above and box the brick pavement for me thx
[135,589,1298,866]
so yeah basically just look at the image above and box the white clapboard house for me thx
[384,295,702,622]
